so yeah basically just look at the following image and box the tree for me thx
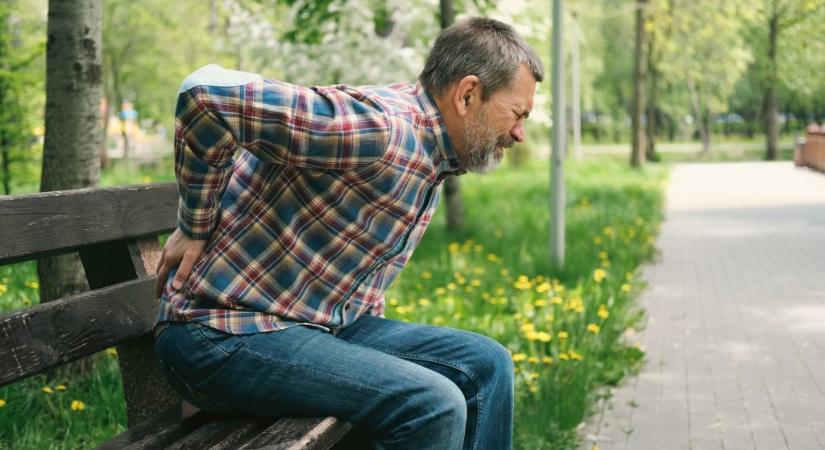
[37,0,102,303]
[439,0,465,233]
[630,0,647,167]
[746,0,825,160]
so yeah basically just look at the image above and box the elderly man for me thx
[153,17,543,450]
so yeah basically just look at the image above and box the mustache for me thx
[496,136,516,148]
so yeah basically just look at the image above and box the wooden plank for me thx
[95,407,189,450]
[163,417,269,450]
[0,183,178,265]
[238,417,351,450]
[0,278,157,387]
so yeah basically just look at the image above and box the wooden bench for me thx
[799,130,825,173]
[0,184,353,449]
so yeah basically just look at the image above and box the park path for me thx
[581,162,825,450]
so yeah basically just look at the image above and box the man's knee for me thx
[465,332,515,385]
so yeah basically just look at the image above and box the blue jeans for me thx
[154,315,514,450]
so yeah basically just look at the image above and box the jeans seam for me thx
[379,350,484,450]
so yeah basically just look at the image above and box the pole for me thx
[550,0,566,269]
[571,11,581,159]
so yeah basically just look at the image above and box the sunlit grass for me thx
[0,157,668,449]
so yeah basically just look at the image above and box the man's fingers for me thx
[172,250,198,290]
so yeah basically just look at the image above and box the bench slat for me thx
[239,417,351,450]
[0,278,156,386]
[0,183,177,265]
[164,417,269,450]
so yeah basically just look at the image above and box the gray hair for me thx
[419,17,545,101]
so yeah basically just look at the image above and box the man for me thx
[154,17,543,450]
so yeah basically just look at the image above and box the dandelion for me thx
[542,356,554,364]
[529,385,539,393]
[557,331,569,340]
[535,282,551,294]
[140,176,153,184]
[558,352,570,361]
[593,236,603,245]
[600,260,611,269]
[106,347,118,356]
[389,298,399,306]
[487,253,499,263]
[472,266,485,275]
[597,306,609,319]
[420,271,432,280]
[511,353,527,362]
[447,283,457,291]
[24,280,40,290]
[395,306,412,315]
[0,283,6,294]
[473,244,483,253]
[625,272,634,281]
[470,279,482,287]
[448,242,460,253]
[598,251,608,260]
[602,226,615,237]
[527,371,540,380]
[70,400,85,411]
[56,384,67,391]
[452,312,462,320]
[418,298,431,307]
[543,314,554,323]
[569,351,584,361]
[456,277,466,285]
[520,323,536,334]
[587,324,601,334]
[621,283,632,293]
[0,399,6,407]
[514,276,532,290]
[500,268,510,277]
[42,387,54,394]
[434,288,446,296]
[528,356,539,363]
[536,332,552,342]
[593,268,607,283]
[551,296,564,305]
[433,316,445,325]
[534,299,546,307]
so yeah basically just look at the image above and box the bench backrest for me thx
[0,183,180,425]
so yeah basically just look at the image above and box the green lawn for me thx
[0,157,668,449]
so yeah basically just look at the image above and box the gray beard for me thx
[462,108,514,174]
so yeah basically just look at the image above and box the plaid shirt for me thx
[157,65,465,335]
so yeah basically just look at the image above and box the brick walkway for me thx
[581,162,825,450]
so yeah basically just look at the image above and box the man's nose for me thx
[510,123,525,142]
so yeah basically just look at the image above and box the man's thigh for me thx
[190,323,462,427]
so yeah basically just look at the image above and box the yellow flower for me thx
[0,284,6,294]
[597,306,609,319]
[593,268,607,283]
[447,283,457,291]
[569,351,584,361]
[433,316,445,325]
[528,356,539,363]
[598,251,608,260]
[535,282,551,293]
[529,385,539,393]
[70,400,85,411]
[514,313,523,320]
[600,260,611,269]
[456,277,466,285]
[487,253,499,263]
[625,272,634,281]
[593,236,603,245]
[418,298,431,307]
[448,242,460,253]
[535,332,552,342]
[513,276,532,290]
[55,384,67,391]
[587,324,601,334]
[511,353,527,362]
[527,371,540,380]
[388,298,399,306]
[500,268,509,277]
[472,267,485,275]
[395,306,412,315]
[533,299,546,307]
[473,244,483,253]
[434,288,446,296]
[42,387,54,394]
[544,314,554,323]
[525,331,540,341]
[542,356,554,364]
[558,352,570,361]
[470,279,481,287]
[25,280,40,290]
[557,331,569,340]
[602,226,615,237]
[420,271,432,280]
[0,399,6,407]
[105,347,118,356]
[520,323,536,334]
[621,283,632,293]
[551,296,564,305]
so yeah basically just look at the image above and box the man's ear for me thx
[452,75,481,117]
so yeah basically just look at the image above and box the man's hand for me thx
[155,228,208,299]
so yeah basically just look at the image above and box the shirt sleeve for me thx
[173,65,392,239]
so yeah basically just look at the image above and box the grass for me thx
[0,156,668,449]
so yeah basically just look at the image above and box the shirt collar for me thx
[414,83,466,180]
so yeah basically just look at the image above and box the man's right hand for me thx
[155,228,208,299]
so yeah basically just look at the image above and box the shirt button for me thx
[344,303,351,310]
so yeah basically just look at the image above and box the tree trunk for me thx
[440,0,463,232]
[571,12,581,159]
[630,0,647,168]
[38,0,102,305]
[645,31,657,162]
[686,75,710,155]
[100,95,109,169]
[764,10,779,161]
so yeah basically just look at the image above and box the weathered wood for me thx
[79,237,178,426]
[0,278,156,387]
[803,131,825,173]
[0,183,177,265]
[239,417,352,450]
[164,417,269,450]
[95,407,191,450]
